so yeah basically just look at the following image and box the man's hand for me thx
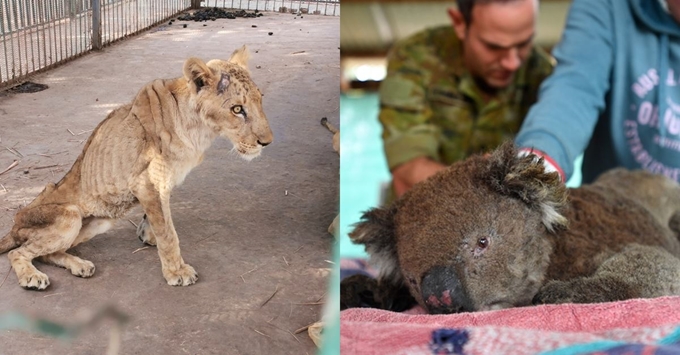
[391,157,446,198]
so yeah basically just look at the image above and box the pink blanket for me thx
[340,296,680,355]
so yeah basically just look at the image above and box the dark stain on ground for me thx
[6,82,49,94]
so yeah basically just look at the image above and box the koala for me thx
[340,142,680,314]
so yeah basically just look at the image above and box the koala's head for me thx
[350,142,568,313]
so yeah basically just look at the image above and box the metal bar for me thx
[17,0,23,28]
[50,0,61,64]
[78,0,83,53]
[119,0,123,35]
[10,0,20,78]
[20,0,29,73]
[92,0,101,49]
[104,0,108,44]
[59,0,65,61]
[118,0,121,39]
[136,0,139,35]
[28,0,36,73]
[115,0,119,39]
[52,0,58,61]
[11,0,16,78]
[39,0,46,66]
[0,0,6,82]
[67,0,73,58]
[107,0,111,44]
[38,0,46,70]
[103,0,107,44]
[124,0,128,36]
[49,0,56,67]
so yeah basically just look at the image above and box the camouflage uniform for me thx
[379,25,555,173]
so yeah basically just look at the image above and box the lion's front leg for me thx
[133,179,197,287]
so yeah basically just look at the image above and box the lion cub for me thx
[0,46,273,290]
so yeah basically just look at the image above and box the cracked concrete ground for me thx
[0,11,339,355]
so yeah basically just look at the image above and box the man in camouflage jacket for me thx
[380,0,554,201]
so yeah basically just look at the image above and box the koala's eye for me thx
[231,105,243,114]
[477,237,489,249]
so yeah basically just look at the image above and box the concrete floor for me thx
[0,12,339,355]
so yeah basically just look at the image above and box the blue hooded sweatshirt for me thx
[515,0,680,183]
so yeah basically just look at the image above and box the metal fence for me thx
[0,0,190,88]
[0,0,338,88]
[201,0,339,16]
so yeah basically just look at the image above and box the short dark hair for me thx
[456,0,523,24]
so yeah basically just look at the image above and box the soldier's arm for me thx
[378,43,443,196]
[392,157,446,198]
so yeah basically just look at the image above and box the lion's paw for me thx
[164,263,198,286]
[136,214,157,246]
[70,259,96,278]
[19,269,50,290]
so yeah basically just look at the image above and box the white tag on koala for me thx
[517,148,565,182]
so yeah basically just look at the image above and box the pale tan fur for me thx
[320,117,339,154]
[0,46,273,290]
[320,117,339,238]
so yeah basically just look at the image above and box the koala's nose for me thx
[257,140,271,147]
[421,266,472,314]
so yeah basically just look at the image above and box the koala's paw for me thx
[533,280,577,305]
[340,274,381,310]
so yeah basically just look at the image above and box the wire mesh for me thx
[99,0,188,46]
[0,0,191,88]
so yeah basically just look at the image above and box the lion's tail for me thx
[320,117,338,134]
[0,231,19,254]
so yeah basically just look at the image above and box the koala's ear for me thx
[349,206,402,282]
[485,141,568,232]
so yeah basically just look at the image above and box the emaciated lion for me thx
[0,46,273,290]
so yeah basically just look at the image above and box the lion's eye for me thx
[477,237,489,249]
[231,105,243,114]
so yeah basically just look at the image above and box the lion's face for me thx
[183,47,273,161]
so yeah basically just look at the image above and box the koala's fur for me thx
[340,142,680,314]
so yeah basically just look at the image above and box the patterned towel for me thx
[340,258,680,355]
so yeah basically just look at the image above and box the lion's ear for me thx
[350,206,402,282]
[229,45,250,70]
[183,57,214,92]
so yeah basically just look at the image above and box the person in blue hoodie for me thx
[515,0,680,184]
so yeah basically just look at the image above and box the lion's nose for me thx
[257,140,271,147]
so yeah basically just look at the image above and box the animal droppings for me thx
[177,8,259,21]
